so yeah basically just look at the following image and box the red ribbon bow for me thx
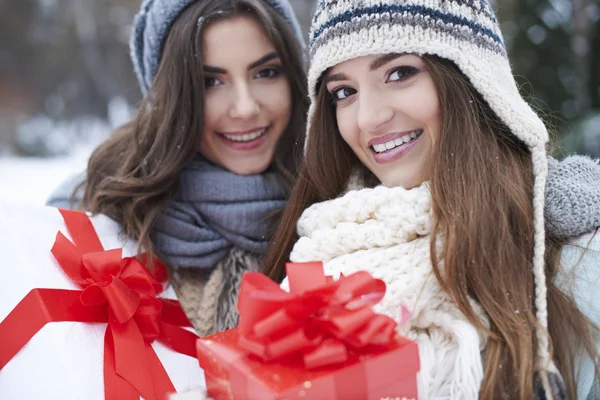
[0,209,198,400]
[236,262,397,369]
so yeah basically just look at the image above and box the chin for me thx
[378,174,421,189]
[226,162,271,176]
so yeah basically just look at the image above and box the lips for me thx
[370,129,424,164]
[216,125,270,150]
[219,126,268,143]
[370,130,423,153]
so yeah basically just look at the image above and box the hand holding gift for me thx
[197,261,420,400]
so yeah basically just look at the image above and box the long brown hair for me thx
[262,55,598,399]
[78,0,308,262]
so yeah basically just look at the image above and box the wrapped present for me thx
[0,202,205,399]
[197,262,419,400]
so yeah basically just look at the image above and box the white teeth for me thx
[371,130,422,153]
[223,128,266,142]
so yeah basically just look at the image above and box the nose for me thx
[356,89,394,133]
[229,84,260,120]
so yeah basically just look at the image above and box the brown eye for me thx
[332,87,356,101]
[387,66,419,82]
[255,67,281,79]
[204,76,222,87]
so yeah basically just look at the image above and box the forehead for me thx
[328,54,375,75]
[202,15,276,63]
[328,53,423,75]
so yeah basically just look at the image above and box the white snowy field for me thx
[0,100,131,206]
[0,147,93,207]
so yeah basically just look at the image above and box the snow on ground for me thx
[0,146,93,207]
[0,99,131,206]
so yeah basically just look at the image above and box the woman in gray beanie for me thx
[263,0,599,399]
[46,0,308,336]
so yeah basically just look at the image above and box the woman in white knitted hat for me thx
[263,1,599,399]
[45,0,308,336]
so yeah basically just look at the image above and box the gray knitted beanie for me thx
[130,0,305,94]
[306,0,561,398]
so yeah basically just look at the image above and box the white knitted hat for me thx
[306,0,557,396]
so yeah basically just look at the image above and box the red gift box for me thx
[196,262,420,400]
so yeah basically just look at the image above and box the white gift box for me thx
[0,201,205,399]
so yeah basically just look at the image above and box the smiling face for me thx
[199,15,292,175]
[325,54,441,189]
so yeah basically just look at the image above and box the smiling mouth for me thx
[218,127,268,143]
[370,130,423,153]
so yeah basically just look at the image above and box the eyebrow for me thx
[324,72,349,85]
[369,53,403,71]
[324,53,406,85]
[203,51,280,74]
[248,52,279,69]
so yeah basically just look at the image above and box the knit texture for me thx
[172,247,262,336]
[546,156,600,239]
[305,0,556,394]
[172,267,217,337]
[130,0,305,94]
[284,184,489,399]
[151,156,286,270]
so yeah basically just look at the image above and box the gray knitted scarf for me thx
[151,155,287,270]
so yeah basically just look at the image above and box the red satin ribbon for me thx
[0,209,198,400]
[236,261,397,369]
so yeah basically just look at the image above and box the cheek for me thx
[421,101,440,150]
[335,108,358,147]
[203,91,227,128]
[257,81,292,121]
[411,83,440,140]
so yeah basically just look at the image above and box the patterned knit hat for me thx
[307,1,560,397]
[130,0,306,95]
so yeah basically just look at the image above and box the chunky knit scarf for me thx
[285,183,564,399]
[152,156,287,270]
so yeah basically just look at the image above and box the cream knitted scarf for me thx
[285,183,488,399]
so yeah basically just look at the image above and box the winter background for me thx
[0,0,598,207]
